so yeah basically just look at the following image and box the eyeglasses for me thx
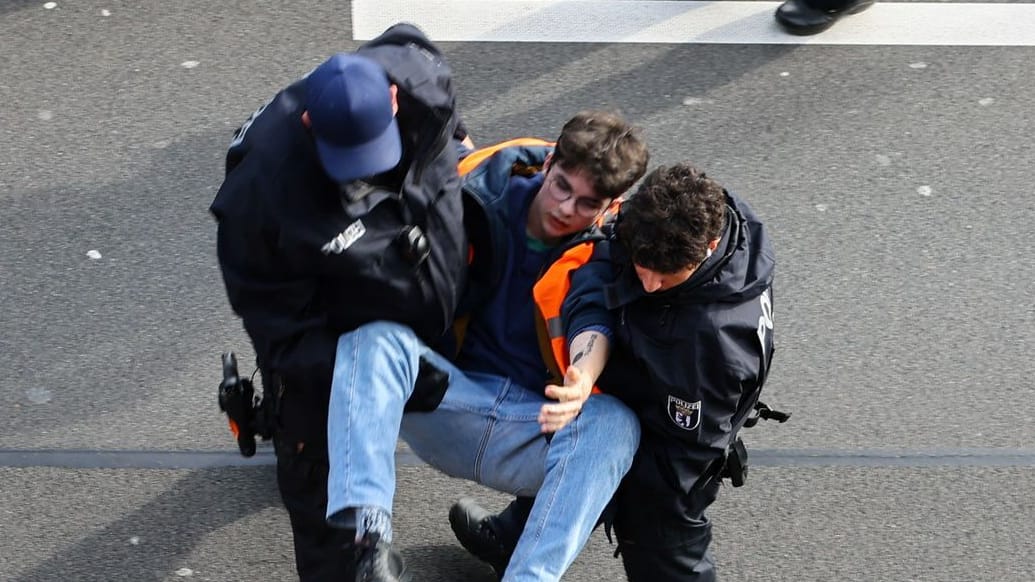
[544,169,607,218]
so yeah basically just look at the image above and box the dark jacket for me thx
[209,24,467,426]
[459,141,554,315]
[453,141,608,388]
[565,190,776,472]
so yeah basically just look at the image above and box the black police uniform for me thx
[565,190,776,581]
[210,23,467,581]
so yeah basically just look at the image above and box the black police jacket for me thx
[565,190,776,477]
[210,24,467,412]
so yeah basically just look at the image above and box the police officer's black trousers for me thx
[611,442,723,582]
[269,358,447,581]
[275,438,357,581]
[262,367,360,581]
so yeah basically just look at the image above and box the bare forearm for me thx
[568,330,609,386]
[538,330,609,433]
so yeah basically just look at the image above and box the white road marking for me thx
[4,448,1035,468]
[353,1,1035,46]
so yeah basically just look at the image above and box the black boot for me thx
[355,533,409,582]
[448,497,530,580]
[774,0,875,35]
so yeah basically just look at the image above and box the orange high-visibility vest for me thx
[458,137,554,177]
[532,241,601,392]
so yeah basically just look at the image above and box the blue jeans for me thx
[325,321,640,582]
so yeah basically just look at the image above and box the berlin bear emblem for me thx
[667,395,702,431]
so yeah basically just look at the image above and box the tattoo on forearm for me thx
[571,334,597,366]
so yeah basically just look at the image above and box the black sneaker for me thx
[448,498,516,580]
[355,533,410,582]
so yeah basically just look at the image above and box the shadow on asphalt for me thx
[402,544,499,581]
[0,0,38,17]
[9,463,509,581]
[445,41,799,141]
[14,466,280,582]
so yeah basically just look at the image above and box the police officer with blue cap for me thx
[211,23,470,582]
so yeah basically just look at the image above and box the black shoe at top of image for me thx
[355,532,410,582]
[775,0,876,36]
[448,498,518,580]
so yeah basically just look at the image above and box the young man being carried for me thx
[323,111,651,581]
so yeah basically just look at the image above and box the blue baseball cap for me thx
[305,53,401,184]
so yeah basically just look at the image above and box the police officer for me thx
[451,162,777,581]
[210,23,469,582]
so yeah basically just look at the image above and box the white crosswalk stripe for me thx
[353,1,1035,45]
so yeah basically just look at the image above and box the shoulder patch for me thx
[667,395,702,431]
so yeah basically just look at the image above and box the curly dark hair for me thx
[551,110,649,200]
[617,162,727,273]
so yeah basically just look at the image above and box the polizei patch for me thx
[667,396,701,431]
[321,219,366,255]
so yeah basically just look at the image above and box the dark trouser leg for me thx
[612,444,722,582]
[618,518,716,582]
[268,367,360,581]
[276,440,357,582]
[496,496,535,544]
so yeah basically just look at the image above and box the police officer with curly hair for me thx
[451,162,777,581]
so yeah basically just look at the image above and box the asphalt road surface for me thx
[2,1,1033,580]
